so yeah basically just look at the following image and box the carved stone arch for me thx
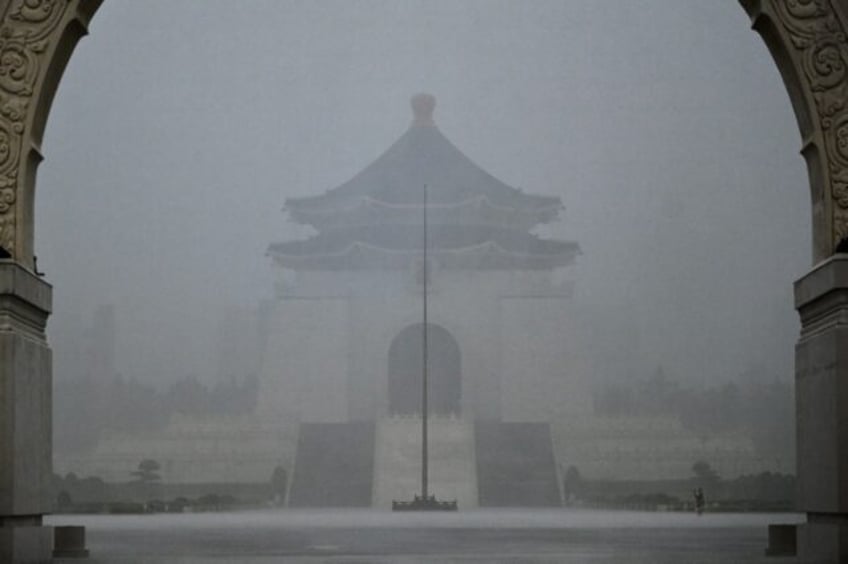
[0,0,101,266]
[0,1,837,267]
[0,0,847,561]
[0,0,842,265]
[742,0,848,261]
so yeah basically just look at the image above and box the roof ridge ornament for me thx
[411,93,436,127]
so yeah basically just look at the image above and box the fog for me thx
[37,0,807,394]
[37,0,809,510]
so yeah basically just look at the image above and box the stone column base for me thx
[53,525,88,558]
[0,262,54,564]
[794,256,848,563]
[0,523,53,564]
[765,523,797,557]
[797,520,848,563]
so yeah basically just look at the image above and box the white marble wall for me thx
[260,265,580,424]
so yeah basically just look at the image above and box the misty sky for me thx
[37,1,809,389]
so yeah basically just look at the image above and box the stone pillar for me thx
[794,255,848,563]
[0,261,53,563]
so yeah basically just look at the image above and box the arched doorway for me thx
[388,323,461,416]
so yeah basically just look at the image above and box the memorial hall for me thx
[57,95,776,507]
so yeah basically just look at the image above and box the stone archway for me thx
[388,323,462,416]
[0,0,846,561]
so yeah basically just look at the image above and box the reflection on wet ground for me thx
[49,508,804,563]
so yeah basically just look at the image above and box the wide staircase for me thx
[372,416,478,509]
[288,421,376,507]
[475,421,561,507]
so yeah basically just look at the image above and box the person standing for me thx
[693,488,705,515]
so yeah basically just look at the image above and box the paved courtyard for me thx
[48,509,804,563]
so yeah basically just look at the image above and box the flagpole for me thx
[391,182,455,511]
[421,184,429,500]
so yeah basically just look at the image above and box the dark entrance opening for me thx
[388,323,461,415]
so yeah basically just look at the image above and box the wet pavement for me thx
[48,508,804,563]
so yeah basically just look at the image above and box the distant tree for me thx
[82,476,109,500]
[56,490,72,510]
[717,382,741,428]
[724,471,796,503]
[131,459,162,484]
[692,460,720,485]
[64,472,79,488]
[168,375,209,415]
[118,377,165,432]
[744,379,794,461]
[593,383,635,417]
[637,365,678,414]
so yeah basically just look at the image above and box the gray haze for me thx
[37,1,808,390]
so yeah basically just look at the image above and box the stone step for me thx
[288,422,375,507]
[373,416,477,509]
[475,421,562,507]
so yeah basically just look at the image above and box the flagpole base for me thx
[392,495,458,511]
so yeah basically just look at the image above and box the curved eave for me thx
[284,125,560,212]
[287,191,561,214]
[287,195,563,230]
[267,241,579,271]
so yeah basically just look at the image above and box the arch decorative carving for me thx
[0,0,100,265]
[742,0,848,261]
[0,1,839,263]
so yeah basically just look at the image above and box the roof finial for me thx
[411,93,436,126]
